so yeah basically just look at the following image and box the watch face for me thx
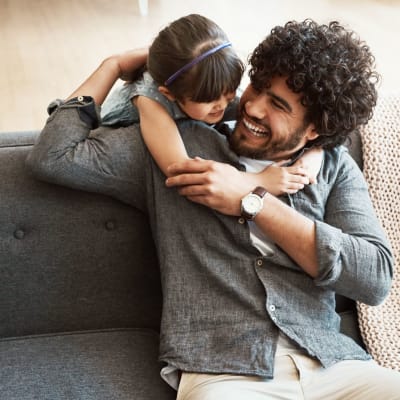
[243,193,263,214]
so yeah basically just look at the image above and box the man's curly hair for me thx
[249,19,380,148]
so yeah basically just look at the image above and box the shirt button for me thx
[256,259,263,267]
[269,304,276,312]
[238,217,246,224]
[105,221,116,230]
[77,95,84,102]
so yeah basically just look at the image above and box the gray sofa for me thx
[0,129,365,399]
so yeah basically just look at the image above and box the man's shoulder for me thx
[324,145,357,167]
[176,120,239,164]
[321,144,363,184]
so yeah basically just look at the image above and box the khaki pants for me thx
[177,354,400,400]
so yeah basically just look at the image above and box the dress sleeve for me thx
[101,72,187,127]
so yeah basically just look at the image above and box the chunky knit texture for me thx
[357,94,400,371]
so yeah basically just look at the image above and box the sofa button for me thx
[105,221,116,230]
[14,229,25,239]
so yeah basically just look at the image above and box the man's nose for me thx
[245,93,268,120]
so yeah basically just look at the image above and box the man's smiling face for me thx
[229,76,319,161]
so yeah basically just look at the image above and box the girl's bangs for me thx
[188,55,244,102]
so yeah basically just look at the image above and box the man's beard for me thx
[228,119,309,160]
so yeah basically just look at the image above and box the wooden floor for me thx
[1,0,400,132]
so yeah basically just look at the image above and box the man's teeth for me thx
[243,119,268,137]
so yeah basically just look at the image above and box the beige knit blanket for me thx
[356,93,400,371]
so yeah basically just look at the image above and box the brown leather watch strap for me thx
[240,186,268,220]
[253,186,267,199]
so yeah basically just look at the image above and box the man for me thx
[27,19,400,399]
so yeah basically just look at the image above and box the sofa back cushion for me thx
[0,131,162,338]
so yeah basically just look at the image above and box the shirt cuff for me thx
[314,220,343,286]
[47,96,101,129]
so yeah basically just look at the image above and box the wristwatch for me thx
[240,186,268,220]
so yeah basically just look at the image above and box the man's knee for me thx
[310,360,400,399]
[360,363,400,398]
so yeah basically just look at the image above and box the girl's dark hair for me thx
[147,14,245,102]
[249,19,379,148]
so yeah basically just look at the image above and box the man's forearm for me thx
[254,193,318,277]
[26,97,149,209]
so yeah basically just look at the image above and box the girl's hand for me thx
[113,48,149,81]
[257,162,310,196]
[292,147,324,185]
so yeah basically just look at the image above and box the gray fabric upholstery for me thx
[1,131,162,338]
[0,130,364,398]
[1,329,175,400]
[345,128,363,170]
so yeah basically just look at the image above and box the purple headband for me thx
[164,42,232,86]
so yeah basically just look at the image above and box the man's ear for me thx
[305,124,319,141]
[158,86,176,101]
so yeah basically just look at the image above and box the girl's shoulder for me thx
[123,71,159,99]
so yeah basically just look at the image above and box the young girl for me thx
[102,14,321,194]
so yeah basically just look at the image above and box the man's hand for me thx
[166,157,255,216]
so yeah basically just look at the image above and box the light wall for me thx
[1,0,399,131]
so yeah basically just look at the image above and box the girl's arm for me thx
[242,147,324,196]
[67,48,148,104]
[135,95,189,177]
[247,163,309,196]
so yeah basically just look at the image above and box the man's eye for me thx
[272,100,284,110]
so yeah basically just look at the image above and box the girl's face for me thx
[178,92,236,124]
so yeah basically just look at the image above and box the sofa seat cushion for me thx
[0,328,175,400]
